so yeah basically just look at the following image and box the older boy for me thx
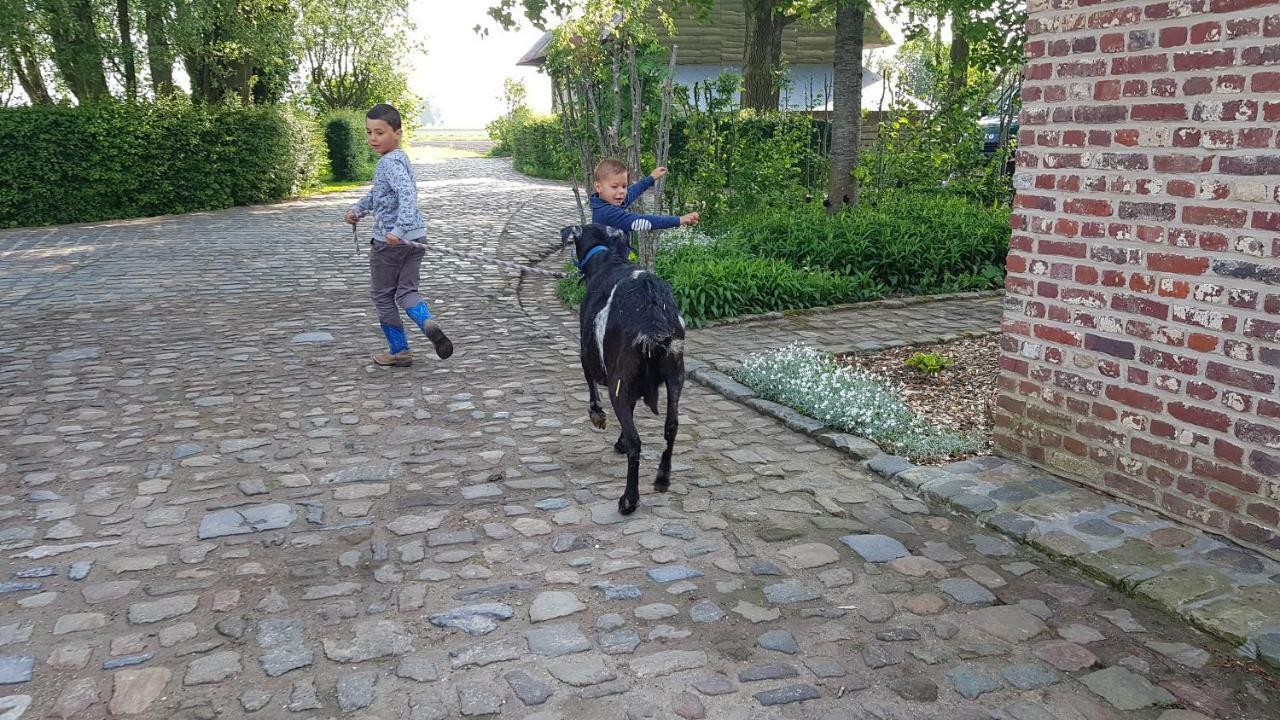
[345,104,452,367]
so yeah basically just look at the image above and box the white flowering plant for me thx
[732,344,979,463]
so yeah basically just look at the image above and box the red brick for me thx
[1227,518,1277,550]
[1236,420,1280,447]
[1253,211,1280,232]
[1063,199,1114,217]
[1187,333,1218,352]
[1147,253,1210,275]
[1189,21,1222,44]
[1175,48,1235,70]
[1168,401,1232,431]
[1183,206,1249,227]
[1133,437,1190,469]
[1111,294,1169,320]
[1106,472,1158,503]
[1159,26,1188,47]
[1206,361,1277,393]
[1139,346,1198,375]
[1254,71,1280,92]
[1208,438,1249,466]
[1247,502,1280,528]
[1040,239,1087,257]
[1034,324,1082,346]
[1105,385,1163,412]
[1249,449,1280,477]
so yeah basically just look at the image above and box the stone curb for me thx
[696,290,1004,329]
[687,357,1280,673]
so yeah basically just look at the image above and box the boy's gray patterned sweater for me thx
[351,149,426,245]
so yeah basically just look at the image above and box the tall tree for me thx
[826,0,865,212]
[117,0,138,99]
[0,1,54,104]
[143,0,175,95]
[300,0,419,112]
[39,0,111,102]
[741,0,791,111]
[172,0,297,105]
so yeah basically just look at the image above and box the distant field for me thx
[416,129,490,141]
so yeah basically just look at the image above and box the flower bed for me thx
[839,335,1000,456]
[731,343,981,463]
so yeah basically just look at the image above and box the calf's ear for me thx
[560,225,582,247]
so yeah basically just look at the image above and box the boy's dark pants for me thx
[369,243,427,328]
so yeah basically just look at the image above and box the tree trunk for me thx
[118,0,137,100]
[827,0,865,214]
[44,0,111,102]
[741,0,785,111]
[8,42,54,104]
[948,13,969,94]
[144,1,174,95]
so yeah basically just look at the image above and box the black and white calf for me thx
[562,224,686,515]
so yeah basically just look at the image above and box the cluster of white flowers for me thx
[732,343,978,462]
[659,226,715,254]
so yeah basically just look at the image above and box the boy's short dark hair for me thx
[593,158,628,182]
[367,103,402,131]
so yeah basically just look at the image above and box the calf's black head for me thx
[560,224,630,270]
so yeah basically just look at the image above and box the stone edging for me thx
[696,290,1005,329]
[686,353,1280,673]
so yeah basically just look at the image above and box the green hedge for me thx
[322,110,375,181]
[709,193,1010,296]
[509,115,576,180]
[0,99,318,228]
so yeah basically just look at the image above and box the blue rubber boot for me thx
[374,323,412,366]
[406,302,453,360]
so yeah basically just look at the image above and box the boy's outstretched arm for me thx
[624,175,656,207]
[594,202,684,233]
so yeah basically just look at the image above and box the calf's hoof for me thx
[654,475,670,493]
[589,409,607,430]
[618,494,638,515]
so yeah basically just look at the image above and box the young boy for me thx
[345,104,452,367]
[589,158,699,241]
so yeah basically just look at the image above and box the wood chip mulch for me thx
[838,334,1001,457]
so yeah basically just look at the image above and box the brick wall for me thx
[998,0,1280,559]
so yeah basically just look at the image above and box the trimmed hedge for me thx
[0,99,318,228]
[510,114,576,180]
[323,110,375,181]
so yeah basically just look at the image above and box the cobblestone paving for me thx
[1,158,1274,719]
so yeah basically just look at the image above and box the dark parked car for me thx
[979,82,1020,173]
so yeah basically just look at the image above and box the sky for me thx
[407,3,554,129]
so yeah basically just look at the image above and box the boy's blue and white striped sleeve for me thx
[624,176,655,206]
[593,202,682,232]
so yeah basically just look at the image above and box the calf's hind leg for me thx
[609,384,642,515]
[584,368,607,430]
[655,376,682,492]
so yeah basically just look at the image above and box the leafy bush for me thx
[510,115,576,180]
[732,344,979,462]
[708,193,1010,296]
[905,352,954,375]
[323,110,375,181]
[0,99,318,228]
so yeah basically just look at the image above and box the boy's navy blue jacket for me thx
[589,176,681,237]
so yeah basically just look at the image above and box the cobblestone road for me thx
[0,158,1273,719]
